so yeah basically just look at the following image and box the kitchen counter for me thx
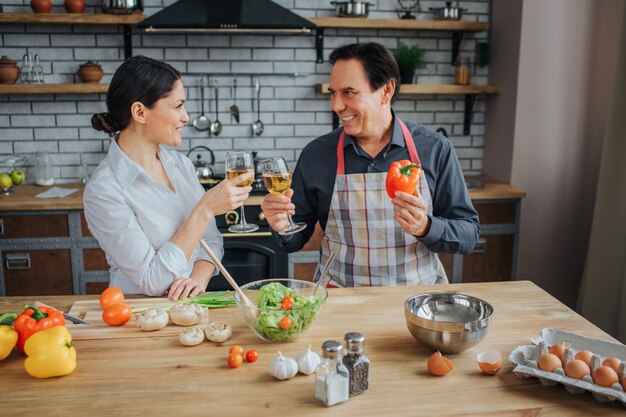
[0,177,525,212]
[0,281,622,416]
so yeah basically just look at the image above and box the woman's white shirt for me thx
[83,139,223,296]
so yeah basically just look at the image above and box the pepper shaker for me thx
[315,340,349,407]
[343,332,370,396]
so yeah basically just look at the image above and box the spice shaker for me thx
[315,340,349,407]
[343,332,370,397]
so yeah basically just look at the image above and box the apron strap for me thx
[336,118,421,175]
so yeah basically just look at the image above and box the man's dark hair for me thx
[329,42,400,103]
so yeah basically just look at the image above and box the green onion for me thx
[131,291,235,314]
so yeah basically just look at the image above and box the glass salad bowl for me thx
[233,278,328,343]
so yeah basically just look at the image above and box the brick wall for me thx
[0,0,489,182]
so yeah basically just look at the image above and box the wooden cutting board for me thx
[66,298,241,341]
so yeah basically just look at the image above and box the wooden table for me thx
[0,281,622,416]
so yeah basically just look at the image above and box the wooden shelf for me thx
[318,84,500,95]
[0,12,145,25]
[308,17,488,32]
[0,84,109,95]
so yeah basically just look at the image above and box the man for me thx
[261,42,479,286]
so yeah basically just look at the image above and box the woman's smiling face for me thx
[143,79,189,147]
[328,58,391,139]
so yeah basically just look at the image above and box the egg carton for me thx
[509,328,626,406]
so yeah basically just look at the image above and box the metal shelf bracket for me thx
[452,31,464,64]
[123,25,133,60]
[464,93,476,135]
[316,28,325,63]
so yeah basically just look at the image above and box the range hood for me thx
[137,0,316,34]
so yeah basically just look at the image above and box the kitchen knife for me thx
[34,301,89,325]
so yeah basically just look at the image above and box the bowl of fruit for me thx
[0,155,27,195]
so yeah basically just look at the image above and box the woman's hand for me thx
[201,171,253,217]
[391,191,431,237]
[167,277,205,301]
[261,188,296,233]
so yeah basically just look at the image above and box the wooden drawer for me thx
[474,201,516,224]
[85,281,109,295]
[439,234,514,282]
[83,248,110,271]
[0,214,69,239]
[2,249,73,295]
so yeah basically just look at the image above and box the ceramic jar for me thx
[30,0,53,13]
[64,0,86,13]
[78,61,104,83]
[0,56,20,85]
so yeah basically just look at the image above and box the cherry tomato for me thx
[245,350,259,363]
[99,287,124,310]
[229,345,244,356]
[227,353,243,368]
[279,316,293,330]
[102,302,131,326]
[281,295,295,304]
[280,301,293,310]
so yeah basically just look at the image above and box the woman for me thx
[85,56,252,300]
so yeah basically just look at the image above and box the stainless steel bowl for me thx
[331,1,374,18]
[404,292,493,354]
[101,0,142,15]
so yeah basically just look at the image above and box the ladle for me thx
[191,77,210,131]
[200,240,258,319]
[251,80,264,136]
[313,252,336,296]
[210,80,222,136]
[229,78,240,123]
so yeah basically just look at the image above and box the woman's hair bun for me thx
[91,112,120,134]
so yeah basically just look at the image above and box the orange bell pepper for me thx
[385,160,422,198]
[14,304,65,354]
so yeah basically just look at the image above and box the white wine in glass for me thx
[261,156,306,235]
[225,151,258,233]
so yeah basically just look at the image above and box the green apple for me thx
[0,173,12,189]
[10,168,25,186]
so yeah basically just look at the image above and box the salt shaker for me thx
[343,332,370,396]
[315,340,349,407]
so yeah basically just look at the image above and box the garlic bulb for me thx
[296,344,321,375]
[268,351,298,380]
[179,327,205,346]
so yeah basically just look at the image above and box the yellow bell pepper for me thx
[0,312,18,360]
[24,325,76,379]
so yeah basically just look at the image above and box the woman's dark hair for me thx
[329,42,401,104]
[91,56,182,134]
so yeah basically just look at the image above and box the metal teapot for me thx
[187,146,215,183]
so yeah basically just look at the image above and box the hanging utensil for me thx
[313,252,336,296]
[191,77,210,131]
[229,78,240,123]
[210,80,223,136]
[251,80,264,136]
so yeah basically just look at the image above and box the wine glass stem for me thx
[240,205,248,226]
[287,213,295,226]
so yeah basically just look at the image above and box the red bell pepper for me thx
[386,160,422,199]
[14,304,65,354]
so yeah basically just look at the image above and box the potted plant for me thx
[393,42,426,84]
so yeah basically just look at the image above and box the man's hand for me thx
[391,191,431,237]
[260,188,296,233]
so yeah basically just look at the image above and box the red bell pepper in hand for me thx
[14,304,65,354]
[386,160,422,199]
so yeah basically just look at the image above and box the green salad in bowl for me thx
[233,279,328,343]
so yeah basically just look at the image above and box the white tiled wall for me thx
[0,0,489,182]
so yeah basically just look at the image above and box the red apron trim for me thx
[336,118,420,175]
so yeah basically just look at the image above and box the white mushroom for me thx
[169,303,208,326]
[179,327,205,346]
[136,307,169,331]
[204,321,233,343]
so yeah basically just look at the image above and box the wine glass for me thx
[225,151,259,233]
[260,156,307,235]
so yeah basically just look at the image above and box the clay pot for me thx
[78,61,104,83]
[30,0,53,13]
[64,0,86,13]
[0,56,20,85]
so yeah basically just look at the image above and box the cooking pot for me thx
[101,0,143,14]
[330,1,373,18]
[187,146,215,184]
[429,1,467,20]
